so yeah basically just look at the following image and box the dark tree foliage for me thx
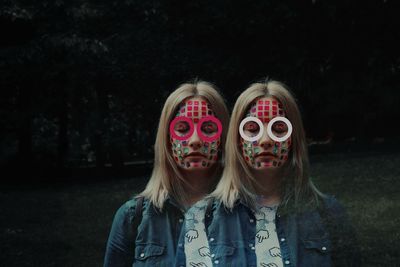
[1,0,399,171]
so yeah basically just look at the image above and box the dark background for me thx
[1,0,399,266]
[1,0,400,176]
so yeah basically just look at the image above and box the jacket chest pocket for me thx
[214,245,235,258]
[134,243,165,266]
[300,238,332,267]
[211,244,240,267]
[302,238,331,254]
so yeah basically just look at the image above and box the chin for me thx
[185,167,208,171]
[253,161,279,170]
[255,166,277,171]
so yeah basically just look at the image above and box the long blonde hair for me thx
[139,80,229,209]
[212,79,324,211]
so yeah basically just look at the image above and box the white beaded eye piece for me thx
[266,116,293,142]
[239,116,292,142]
[239,116,264,142]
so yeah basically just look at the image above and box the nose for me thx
[188,126,203,150]
[258,123,273,149]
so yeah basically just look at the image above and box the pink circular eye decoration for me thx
[169,116,194,141]
[197,116,223,142]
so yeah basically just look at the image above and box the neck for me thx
[251,167,283,206]
[181,169,215,207]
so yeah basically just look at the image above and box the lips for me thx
[256,151,276,158]
[186,152,207,158]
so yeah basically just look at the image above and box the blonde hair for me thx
[139,80,229,209]
[212,79,324,211]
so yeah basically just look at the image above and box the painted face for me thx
[239,97,292,170]
[169,97,222,170]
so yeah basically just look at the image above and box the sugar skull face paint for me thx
[170,97,222,170]
[239,97,292,170]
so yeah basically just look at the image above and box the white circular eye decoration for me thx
[239,117,264,142]
[267,116,293,142]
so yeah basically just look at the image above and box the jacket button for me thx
[285,260,290,265]
[249,219,254,223]
[140,253,145,258]
[211,254,215,258]
[322,246,327,251]
[280,238,286,242]
[178,218,183,223]
[214,260,219,264]
[209,237,214,242]
[178,243,183,247]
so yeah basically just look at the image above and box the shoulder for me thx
[320,194,347,216]
[113,196,147,221]
[318,194,355,230]
[105,197,147,256]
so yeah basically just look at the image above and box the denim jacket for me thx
[205,195,360,267]
[104,197,186,267]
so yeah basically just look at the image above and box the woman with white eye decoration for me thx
[208,79,360,267]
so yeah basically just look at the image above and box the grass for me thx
[310,152,400,266]
[1,152,399,266]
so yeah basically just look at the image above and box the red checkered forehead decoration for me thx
[247,99,285,123]
[176,99,214,122]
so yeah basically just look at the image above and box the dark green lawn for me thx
[1,152,399,266]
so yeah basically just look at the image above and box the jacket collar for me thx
[234,196,295,217]
[164,195,186,213]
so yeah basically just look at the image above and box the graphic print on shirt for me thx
[198,246,211,257]
[185,210,199,243]
[261,263,278,267]
[190,262,208,267]
[269,247,281,257]
[184,200,213,267]
[256,206,276,243]
[255,205,283,267]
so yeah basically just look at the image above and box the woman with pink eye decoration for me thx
[208,79,360,267]
[104,80,229,267]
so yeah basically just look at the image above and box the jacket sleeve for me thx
[323,196,361,267]
[103,200,137,267]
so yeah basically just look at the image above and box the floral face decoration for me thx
[169,98,222,170]
[239,97,293,169]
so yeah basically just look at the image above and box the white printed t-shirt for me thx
[184,199,213,267]
[254,203,284,267]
